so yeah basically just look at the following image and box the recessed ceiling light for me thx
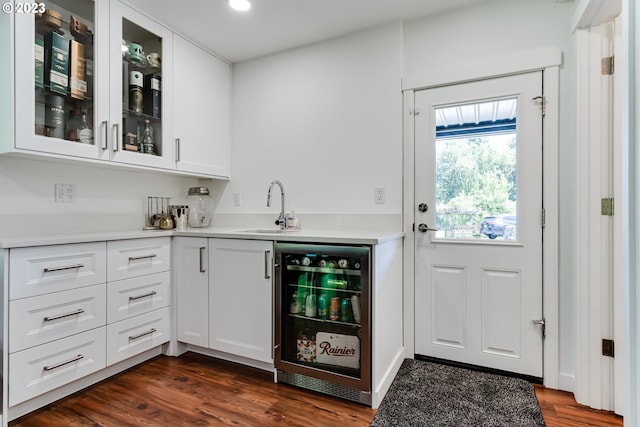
[229,0,251,12]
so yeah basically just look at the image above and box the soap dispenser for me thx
[286,210,299,229]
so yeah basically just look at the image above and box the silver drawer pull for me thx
[43,354,84,371]
[129,291,157,301]
[129,328,157,341]
[128,254,157,262]
[43,264,84,273]
[44,308,85,322]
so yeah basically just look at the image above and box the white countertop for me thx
[0,227,404,249]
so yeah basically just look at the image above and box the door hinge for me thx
[601,198,615,216]
[602,339,615,357]
[541,208,546,228]
[532,96,546,117]
[602,56,614,75]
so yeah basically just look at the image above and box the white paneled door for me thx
[414,72,544,378]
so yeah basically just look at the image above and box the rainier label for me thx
[316,332,360,369]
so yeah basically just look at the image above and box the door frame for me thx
[402,46,562,389]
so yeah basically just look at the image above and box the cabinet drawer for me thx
[9,242,107,300]
[9,327,106,406]
[107,271,171,324]
[106,306,170,366]
[9,284,107,353]
[107,238,170,282]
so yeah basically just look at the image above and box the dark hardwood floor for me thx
[10,352,623,427]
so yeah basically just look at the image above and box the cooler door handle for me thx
[176,138,181,162]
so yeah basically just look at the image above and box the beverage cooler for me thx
[274,243,371,405]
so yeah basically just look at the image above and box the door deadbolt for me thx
[418,223,438,232]
[418,203,428,213]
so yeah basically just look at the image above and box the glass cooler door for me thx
[274,243,371,392]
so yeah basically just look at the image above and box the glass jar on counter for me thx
[185,187,214,228]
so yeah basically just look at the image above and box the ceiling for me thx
[124,0,489,63]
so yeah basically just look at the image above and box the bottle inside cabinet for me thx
[34,2,95,144]
[121,18,162,156]
[281,251,365,377]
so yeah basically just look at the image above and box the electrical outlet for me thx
[55,183,76,203]
[233,192,242,206]
[374,187,385,204]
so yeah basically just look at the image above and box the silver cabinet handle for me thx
[102,120,108,150]
[176,138,181,162]
[129,328,157,341]
[113,123,119,151]
[129,291,157,301]
[43,264,84,273]
[44,354,84,371]
[128,254,157,262]
[264,250,271,279]
[44,308,85,322]
[199,247,206,273]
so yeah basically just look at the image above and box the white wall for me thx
[402,0,577,389]
[216,23,404,229]
[0,156,202,237]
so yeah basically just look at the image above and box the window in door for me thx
[434,98,518,241]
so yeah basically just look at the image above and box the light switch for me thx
[374,187,385,204]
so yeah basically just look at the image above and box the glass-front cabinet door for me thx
[108,1,172,169]
[13,0,172,169]
[14,0,101,158]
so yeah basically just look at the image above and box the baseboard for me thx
[182,344,275,373]
[558,372,576,393]
[372,347,405,408]
[414,354,543,385]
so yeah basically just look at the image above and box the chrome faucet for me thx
[267,180,286,229]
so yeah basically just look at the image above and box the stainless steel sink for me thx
[236,228,298,234]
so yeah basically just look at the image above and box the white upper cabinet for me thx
[6,0,230,178]
[13,0,103,159]
[173,35,231,178]
[106,0,173,169]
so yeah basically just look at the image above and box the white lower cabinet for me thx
[106,306,171,366]
[9,327,107,406]
[107,237,171,282]
[209,238,274,363]
[4,237,171,421]
[105,239,171,366]
[174,237,209,347]
[8,242,106,300]
[9,284,107,353]
[107,271,171,324]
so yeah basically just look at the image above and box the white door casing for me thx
[414,72,544,378]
